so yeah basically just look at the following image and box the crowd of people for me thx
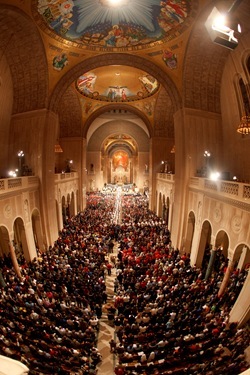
[0,192,249,375]
[0,193,120,374]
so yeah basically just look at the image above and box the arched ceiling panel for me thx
[88,120,149,152]
[154,86,175,137]
[183,1,250,113]
[33,0,198,51]
[59,86,82,137]
[49,53,181,115]
[0,6,48,114]
[84,105,152,139]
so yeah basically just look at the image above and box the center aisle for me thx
[96,242,119,375]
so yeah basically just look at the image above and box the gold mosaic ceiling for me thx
[34,0,198,51]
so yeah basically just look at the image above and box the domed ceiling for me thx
[75,66,159,102]
[34,0,198,51]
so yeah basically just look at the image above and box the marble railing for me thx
[0,176,39,196]
[157,173,175,182]
[189,177,250,202]
[156,174,250,206]
[54,172,78,182]
[0,173,79,199]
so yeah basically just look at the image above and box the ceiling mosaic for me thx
[75,65,160,102]
[34,0,198,51]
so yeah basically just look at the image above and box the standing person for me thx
[106,262,113,276]
[109,338,117,353]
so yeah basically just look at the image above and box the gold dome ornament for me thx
[237,115,250,135]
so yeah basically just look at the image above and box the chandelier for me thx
[237,115,250,135]
[55,143,63,153]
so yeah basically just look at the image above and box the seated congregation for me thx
[0,192,249,375]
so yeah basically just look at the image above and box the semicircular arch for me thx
[49,53,181,117]
[88,119,149,152]
[83,103,153,139]
[0,5,48,114]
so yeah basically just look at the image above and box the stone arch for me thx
[88,120,149,151]
[215,230,229,259]
[183,3,229,113]
[49,54,181,118]
[83,104,153,139]
[0,4,48,114]
[242,49,250,81]
[154,86,175,138]
[0,225,11,257]
[59,86,83,138]
[234,243,250,271]
[13,217,30,262]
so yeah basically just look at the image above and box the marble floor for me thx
[96,245,118,375]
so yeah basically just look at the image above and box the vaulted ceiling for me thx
[1,0,250,148]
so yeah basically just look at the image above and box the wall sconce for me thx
[17,150,24,176]
[204,150,211,158]
[65,159,73,172]
[210,171,221,181]
[8,169,18,178]
[204,150,211,167]
[161,160,168,173]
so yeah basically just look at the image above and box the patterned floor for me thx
[96,245,118,375]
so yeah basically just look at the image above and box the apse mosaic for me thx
[112,150,129,170]
[35,0,197,50]
[75,66,159,102]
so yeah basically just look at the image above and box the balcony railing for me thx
[54,172,78,181]
[0,176,39,196]
[189,177,250,202]
[157,173,175,182]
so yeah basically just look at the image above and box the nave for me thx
[0,192,249,375]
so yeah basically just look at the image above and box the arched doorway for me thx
[158,192,162,218]
[196,220,212,268]
[235,244,250,271]
[13,217,30,262]
[62,196,67,224]
[0,226,10,258]
[215,230,229,258]
[185,211,195,254]
[31,209,44,253]
[69,191,76,216]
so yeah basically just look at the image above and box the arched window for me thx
[239,77,250,116]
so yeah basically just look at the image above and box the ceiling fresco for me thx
[75,65,160,102]
[35,0,197,50]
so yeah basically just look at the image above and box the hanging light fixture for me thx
[171,145,175,153]
[237,115,250,135]
[55,142,63,153]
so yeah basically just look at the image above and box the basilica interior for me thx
[0,0,250,373]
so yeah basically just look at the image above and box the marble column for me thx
[9,241,22,280]
[218,259,235,298]
[205,247,217,281]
